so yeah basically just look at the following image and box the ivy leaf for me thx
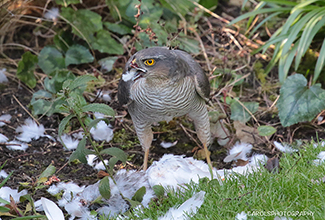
[54,30,74,53]
[99,177,111,199]
[257,125,276,136]
[230,100,259,123]
[65,44,94,66]
[91,30,124,55]
[131,186,146,202]
[38,46,65,75]
[104,22,132,35]
[277,74,325,127]
[16,52,38,88]
[61,8,102,42]
[82,103,115,117]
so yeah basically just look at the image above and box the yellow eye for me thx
[144,59,155,66]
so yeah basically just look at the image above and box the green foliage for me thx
[131,186,146,202]
[16,52,38,89]
[55,0,80,6]
[231,0,325,84]
[38,46,65,74]
[65,44,94,66]
[99,177,111,200]
[257,125,276,136]
[0,161,13,189]
[69,137,94,163]
[277,74,325,127]
[152,185,165,198]
[227,97,259,123]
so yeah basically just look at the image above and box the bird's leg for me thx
[203,142,214,179]
[143,148,149,171]
[133,122,153,171]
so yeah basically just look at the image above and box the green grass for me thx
[107,142,325,220]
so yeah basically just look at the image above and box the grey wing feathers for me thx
[174,50,210,101]
[117,79,132,105]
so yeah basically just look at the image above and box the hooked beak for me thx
[130,61,147,81]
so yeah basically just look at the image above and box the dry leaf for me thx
[234,121,264,145]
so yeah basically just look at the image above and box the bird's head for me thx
[121,47,189,83]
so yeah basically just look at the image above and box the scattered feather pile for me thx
[313,151,325,165]
[273,141,298,153]
[0,68,8,83]
[0,114,11,127]
[0,187,28,205]
[147,154,220,189]
[16,118,54,142]
[0,134,8,143]
[235,211,247,220]
[60,134,80,151]
[90,120,113,142]
[224,142,253,162]
[0,170,8,178]
[44,7,60,22]
[6,140,28,151]
[41,197,65,220]
[157,191,205,220]
[160,140,178,149]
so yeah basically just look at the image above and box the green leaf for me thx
[229,7,291,25]
[257,125,277,136]
[230,100,259,123]
[55,0,80,6]
[152,185,165,198]
[63,75,97,90]
[104,22,132,35]
[91,30,124,54]
[108,157,119,170]
[58,114,75,137]
[278,74,325,127]
[69,137,94,163]
[0,198,9,205]
[295,9,325,71]
[314,38,325,84]
[100,147,127,163]
[45,70,76,93]
[65,44,94,66]
[81,103,115,117]
[39,164,56,179]
[61,8,103,42]
[99,176,111,199]
[54,30,74,53]
[199,0,218,9]
[0,171,13,189]
[66,91,87,112]
[38,46,65,75]
[0,206,11,212]
[132,186,146,202]
[16,52,38,88]
[159,0,197,16]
